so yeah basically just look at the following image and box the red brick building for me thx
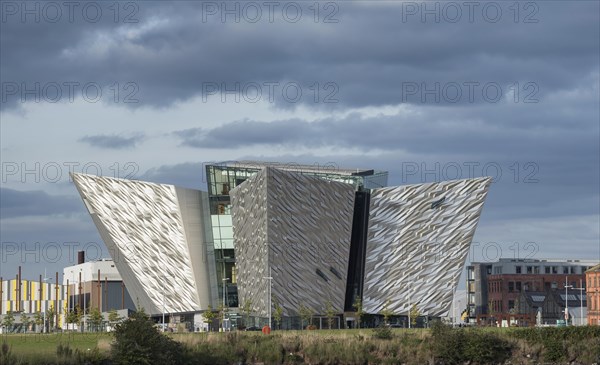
[587,264,600,325]
[487,273,585,317]
[468,259,596,326]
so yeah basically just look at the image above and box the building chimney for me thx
[78,251,85,265]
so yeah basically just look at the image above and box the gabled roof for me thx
[586,263,600,273]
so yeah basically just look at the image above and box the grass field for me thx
[2,327,599,365]
[1,332,112,363]
[1,328,421,362]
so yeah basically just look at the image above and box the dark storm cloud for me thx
[174,96,599,156]
[0,214,106,278]
[0,188,83,218]
[79,133,145,149]
[0,0,598,267]
[131,151,599,232]
[1,1,598,109]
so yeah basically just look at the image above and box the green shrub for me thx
[111,309,184,365]
[372,324,393,339]
[430,321,465,364]
[463,330,512,364]
[542,336,564,363]
[430,321,512,364]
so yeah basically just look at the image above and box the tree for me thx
[112,309,183,365]
[66,310,78,330]
[273,298,283,330]
[46,305,56,332]
[89,307,103,332]
[410,304,421,327]
[353,297,364,329]
[108,309,122,328]
[325,300,336,329]
[488,299,494,315]
[241,297,252,328]
[20,312,30,333]
[74,304,83,331]
[380,300,393,325]
[1,312,15,332]
[298,304,314,330]
[34,312,43,332]
[203,305,216,331]
[513,297,521,315]
[217,303,226,331]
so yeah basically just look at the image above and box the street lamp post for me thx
[565,277,573,326]
[407,284,412,329]
[42,272,51,333]
[222,278,229,308]
[573,279,585,326]
[263,268,273,330]
[451,279,456,327]
[82,270,87,332]
[67,270,81,330]
[579,279,584,326]
[70,270,75,331]
[222,277,229,331]
[408,295,411,329]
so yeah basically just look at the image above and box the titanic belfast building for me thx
[72,161,491,326]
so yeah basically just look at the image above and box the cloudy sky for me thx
[1,1,599,280]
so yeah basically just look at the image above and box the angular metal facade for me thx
[363,177,492,317]
[72,173,217,315]
[231,167,355,318]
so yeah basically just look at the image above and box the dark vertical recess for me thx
[344,191,371,311]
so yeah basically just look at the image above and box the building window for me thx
[545,266,551,274]
[315,269,329,282]
[527,266,533,274]
[516,266,522,274]
[508,282,514,292]
[552,266,558,274]
[467,267,475,280]
[534,266,540,274]
[551,282,558,289]
[508,300,515,310]
[516,282,522,291]
[570,267,576,274]
[563,267,569,274]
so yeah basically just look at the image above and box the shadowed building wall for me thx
[231,167,355,318]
